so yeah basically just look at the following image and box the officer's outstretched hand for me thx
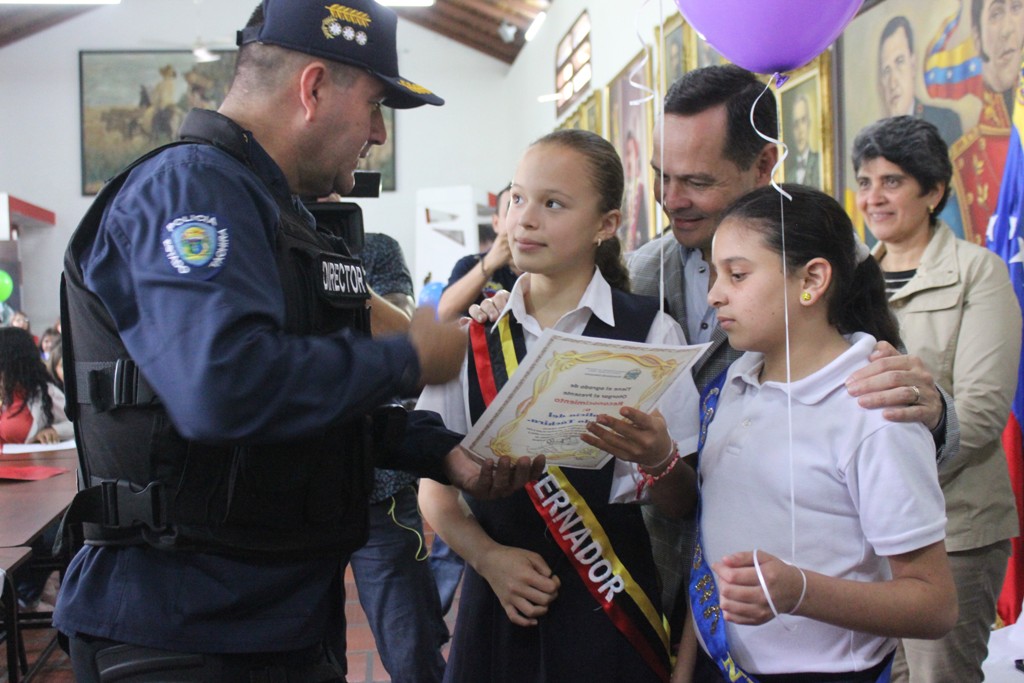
[410,306,467,387]
[444,447,546,501]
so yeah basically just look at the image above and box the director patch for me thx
[163,213,229,277]
[318,253,370,304]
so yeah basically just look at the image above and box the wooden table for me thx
[1,546,33,682]
[0,449,78,549]
[1,450,78,679]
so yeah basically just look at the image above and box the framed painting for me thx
[606,48,656,252]
[684,23,728,71]
[579,90,604,137]
[776,52,834,196]
[359,107,395,191]
[79,50,237,195]
[655,12,687,94]
[838,0,986,246]
[556,105,584,131]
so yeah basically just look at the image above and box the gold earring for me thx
[801,291,812,302]
[927,205,935,215]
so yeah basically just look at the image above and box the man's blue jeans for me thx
[428,535,465,616]
[338,486,448,683]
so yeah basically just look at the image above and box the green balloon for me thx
[0,270,13,303]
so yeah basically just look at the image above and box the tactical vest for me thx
[61,109,376,559]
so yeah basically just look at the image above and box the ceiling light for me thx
[377,0,435,6]
[524,11,546,42]
[192,46,219,63]
[0,0,120,4]
[497,20,516,44]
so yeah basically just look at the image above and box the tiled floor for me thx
[3,532,458,683]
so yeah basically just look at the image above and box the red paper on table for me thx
[0,465,69,480]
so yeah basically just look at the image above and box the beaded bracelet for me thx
[635,442,680,498]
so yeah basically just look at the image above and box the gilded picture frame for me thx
[683,22,727,72]
[776,51,834,196]
[654,12,687,95]
[79,50,237,195]
[606,48,657,252]
[579,90,604,137]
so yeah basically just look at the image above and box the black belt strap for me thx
[62,479,168,531]
[75,359,160,411]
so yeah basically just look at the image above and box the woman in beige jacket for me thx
[854,115,1022,683]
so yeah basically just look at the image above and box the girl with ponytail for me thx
[419,129,700,682]
[675,184,956,683]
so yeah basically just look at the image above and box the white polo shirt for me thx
[698,333,946,674]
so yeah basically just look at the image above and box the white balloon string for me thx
[751,73,791,201]
[780,188,797,566]
[630,0,667,315]
[652,0,666,314]
[752,70,799,566]
[629,0,657,106]
[751,72,799,565]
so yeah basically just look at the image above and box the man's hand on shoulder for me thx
[845,341,943,431]
[443,447,546,500]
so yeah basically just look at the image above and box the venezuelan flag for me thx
[924,8,984,101]
[988,55,1024,625]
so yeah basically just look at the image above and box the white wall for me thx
[504,0,670,153]
[0,0,514,325]
[0,0,674,325]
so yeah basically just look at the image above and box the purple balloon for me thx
[675,0,863,74]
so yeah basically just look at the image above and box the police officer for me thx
[53,1,543,680]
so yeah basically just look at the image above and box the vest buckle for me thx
[100,479,168,530]
[112,359,144,407]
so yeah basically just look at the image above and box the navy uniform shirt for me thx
[54,123,455,653]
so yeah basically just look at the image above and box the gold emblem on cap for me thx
[327,4,371,27]
[398,79,433,95]
[322,4,371,39]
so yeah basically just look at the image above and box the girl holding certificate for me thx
[675,185,956,683]
[418,129,700,683]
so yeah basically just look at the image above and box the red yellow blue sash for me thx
[468,317,671,682]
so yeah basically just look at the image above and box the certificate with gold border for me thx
[463,329,709,469]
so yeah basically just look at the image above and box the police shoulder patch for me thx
[162,214,229,277]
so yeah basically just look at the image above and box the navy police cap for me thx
[237,0,444,109]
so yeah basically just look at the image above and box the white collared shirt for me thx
[697,332,946,673]
[681,246,717,344]
[418,268,700,502]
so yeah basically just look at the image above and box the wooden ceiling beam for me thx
[0,3,533,66]
[494,0,549,21]
[0,6,94,49]
[431,1,504,36]
[397,10,516,63]
[450,0,524,27]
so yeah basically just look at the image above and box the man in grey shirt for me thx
[627,64,959,636]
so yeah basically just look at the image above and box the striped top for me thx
[884,268,917,298]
